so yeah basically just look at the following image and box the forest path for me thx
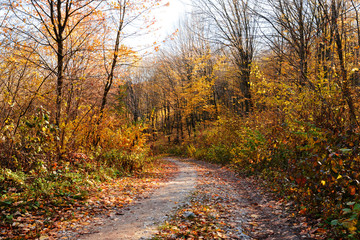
[66,158,316,240]
[77,158,197,240]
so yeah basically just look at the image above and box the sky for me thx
[155,0,190,36]
[131,0,191,52]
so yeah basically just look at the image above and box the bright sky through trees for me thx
[156,0,190,35]
[130,0,191,51]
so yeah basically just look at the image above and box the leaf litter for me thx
[2,158,327,240]
[0,159,177,240]
[155,159,324,240]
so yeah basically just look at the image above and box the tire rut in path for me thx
[79,157,197,240]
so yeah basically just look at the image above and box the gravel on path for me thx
[77,158,197,240]
[191,160,315,239]
[62,158,317,240]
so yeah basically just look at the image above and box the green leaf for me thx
[339,148,352,153]
[330,220,339,226]
[353,203,360,212]
[0,200,13,206]
[343,208,352,214]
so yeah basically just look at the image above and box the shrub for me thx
[99,150,147,173]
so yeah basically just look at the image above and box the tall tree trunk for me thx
[97,2,126,127]
[55,0,66,159]
[56,37,64,128]
[351,0,360,62]
[94,3,126,146]
[98,26,122,124]
[331,0,358,128]
[242,60,252,113]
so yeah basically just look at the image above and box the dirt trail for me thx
[192,160,309,239]
[78,158,197,240]
[65,158,316,240]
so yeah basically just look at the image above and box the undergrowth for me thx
[161,114,360,239]
[0,152,161,239]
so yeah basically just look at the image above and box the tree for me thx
[326,0,358,127]
[6,0,104,157]
[259,0,316,89]
[97,0,162,125]
[194,0,258,114]
[9,0,102,126]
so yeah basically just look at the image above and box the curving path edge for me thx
[79,157,197,240]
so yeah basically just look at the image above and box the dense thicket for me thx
[0,0,159,170]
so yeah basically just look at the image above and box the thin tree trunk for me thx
[98,2,126,126]
[331,0,358,128]
[55,0,66,159]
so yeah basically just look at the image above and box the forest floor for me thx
[3,158,328,239]
[0,159,178,240]
[72,158,197,240]
[60,158,326,240]
[154,159,325,240]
